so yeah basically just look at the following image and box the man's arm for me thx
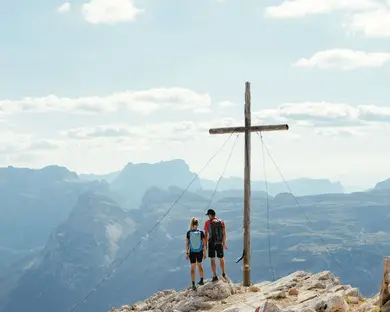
[222,221,227,247]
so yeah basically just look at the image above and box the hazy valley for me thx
[0,160,389,312]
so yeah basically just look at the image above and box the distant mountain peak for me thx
[0,165,79,187]
[124,159,189,170]
[374,178,390,190]
[112,159,200,209]
[40,165,79,180]
[68,192,125,221]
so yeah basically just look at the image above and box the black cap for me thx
[205,209,216,216]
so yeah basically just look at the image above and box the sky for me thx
[1,0,390,191]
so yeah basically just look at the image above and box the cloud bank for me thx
[265,0,390,37]
[293,49,390,70]
[57,2,71,14]
[82,0,143,24]
[0,88,211,115]
[264,0,378,19]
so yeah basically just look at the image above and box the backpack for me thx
[189,230,203,253]
[210,219,224,245]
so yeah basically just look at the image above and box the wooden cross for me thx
[209,82,289,286]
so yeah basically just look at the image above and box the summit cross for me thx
[208,81,289,286]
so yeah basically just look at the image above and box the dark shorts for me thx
[208,242,224,258]
[189,251,203,264]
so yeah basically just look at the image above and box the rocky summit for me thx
[110,271,380,312]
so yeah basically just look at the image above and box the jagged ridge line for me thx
[259,132,275,282]
[257,133,346,274]
[162,133,240,289]
[68,132,235,312]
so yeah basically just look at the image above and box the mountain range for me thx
[0,159,389,312]
[78,160,345,198]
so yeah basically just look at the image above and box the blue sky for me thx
[1,0,390,190]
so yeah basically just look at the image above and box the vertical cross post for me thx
[209,82,289,286]
[243,82,251,286]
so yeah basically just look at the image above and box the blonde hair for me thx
[189,217,199,230]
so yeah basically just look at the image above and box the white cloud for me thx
[0,131,30,154]
[218,101,235,108]
[198,117,242,132]
[61,118,244,159]
[194,108,212,114]
[82,0,144,24]
[0,88,211,115]
[63,101,390,143]
[61,101,390,145]
[57,2,71,14]
[293,49,390,70]
[0,131,72,167]
[64,117,240,142]
[3,99,389,159]
[2,102,388,186]
[315,128,360,137]
[264,0,379,18]
[0,132,60,155]
[28,140,61,151]
[65,121,200,144]
[346,8,390,37]
[264,0,390,38]
[256,102,390,127]
[358,104,390,122]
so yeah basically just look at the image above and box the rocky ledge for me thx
[110,271,380,312]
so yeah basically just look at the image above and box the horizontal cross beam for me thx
[209,124,289,135]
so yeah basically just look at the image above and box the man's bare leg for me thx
[210,258,217,276]
[219,258,226,277]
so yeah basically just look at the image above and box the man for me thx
[204,208,227,281]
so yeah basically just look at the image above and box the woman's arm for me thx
[185,232,189,259]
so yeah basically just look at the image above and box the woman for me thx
[186,217,207,290]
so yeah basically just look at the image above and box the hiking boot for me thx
[198,280,204,286]
[212,276,219,282]
[222,273,227,279]
[192,285,197,290]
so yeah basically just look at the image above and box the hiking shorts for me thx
[208,243,224,258]
[189,251,203,264]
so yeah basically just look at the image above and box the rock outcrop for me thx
[110,271,380,312]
